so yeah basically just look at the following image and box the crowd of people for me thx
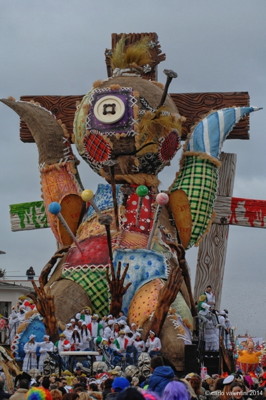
[196,286,234,352]
[20,308,162,374]
[1,287,265,400]
[0,355,266,400]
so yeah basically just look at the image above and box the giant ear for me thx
[169,189,192,249]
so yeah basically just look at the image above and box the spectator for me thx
[10,378,30,400]
[117,387,145,399]
[102,379,113,400]
[146,356,175,396]
[161,381,190,400]
[186,374,206,400]
[50,390,63,400]
[26,267,35,281]
[0,377,11,400]
[106,377,130,399]
[62,394,79,400]
[87,382,102,400]
[227,382,246,400]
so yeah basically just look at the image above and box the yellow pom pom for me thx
[81,189,94,202]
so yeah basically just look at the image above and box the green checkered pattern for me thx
[171,155,218,248]
[62,267,110,316]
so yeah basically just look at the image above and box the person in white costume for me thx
[8,307,19,343]
[79,322,92,351]
[22,335,38,372]
[145,331,161,358]
[204,285,216,307]
[38,335,54,373]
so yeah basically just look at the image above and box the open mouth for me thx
[111,141,156,159]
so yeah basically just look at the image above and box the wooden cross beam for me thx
[19,92,251,143]
[10,191,266,232]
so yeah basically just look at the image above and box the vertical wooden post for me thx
[194,152,237,308]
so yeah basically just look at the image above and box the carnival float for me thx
[0,33,263,374]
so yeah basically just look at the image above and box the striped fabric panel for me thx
[171,156,218,248]
[187,107,257,158]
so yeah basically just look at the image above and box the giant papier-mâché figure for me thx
[0,36,259,370]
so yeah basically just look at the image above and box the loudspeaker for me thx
[203,351,220,375]
[184,344,200,374]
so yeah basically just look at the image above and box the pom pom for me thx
[136,185,149,197]
[48,202,61,215]
[156,192,169,206]
[81,189,94,202]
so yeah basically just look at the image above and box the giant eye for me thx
[159,131,181,162]
[84,133,111,163]
[93,95,125,124]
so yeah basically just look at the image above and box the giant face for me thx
[74,76,182,182]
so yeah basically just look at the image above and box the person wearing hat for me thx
[10,373,31,400]
[38,335,54,373]
[237,340,262,374]
[54,333,71,370]
[76,319,84,334]
[79,322,92,351]
[106,377,130,399]
[17,306,26,323]
[146,355,175,396]
[134,332,145,355]
[55,334,71,352]
[197,294,211,323]
[87,314,104,349]
[116,330,128,356]
[197,295,219,352]
[145,331,161,358]
[83,307,92,324]
[103,319,114,340]
[22,335,38,372]
[63,323,74,341]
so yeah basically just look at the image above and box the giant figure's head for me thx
[74,37,183,184]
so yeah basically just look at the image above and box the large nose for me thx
[93,95,126,125]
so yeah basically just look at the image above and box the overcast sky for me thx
[0,0,265,338]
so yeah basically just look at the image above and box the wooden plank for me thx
[105,32,166,80]
[171,91,250,140]
[10,201,48,231]
[20,92,250,143]
[214,196,266,228]
[194,153,237,308]
[20,95,79,143]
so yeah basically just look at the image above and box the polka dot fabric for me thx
[121,192,154,234]
[128,279,164,326]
